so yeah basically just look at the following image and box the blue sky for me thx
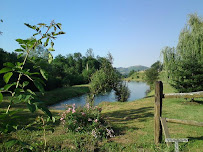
[1,0,203,67]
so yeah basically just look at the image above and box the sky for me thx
[1,0,203,68]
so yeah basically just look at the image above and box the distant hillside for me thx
[116,65,149,75]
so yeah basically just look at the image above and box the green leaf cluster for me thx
[161,13,203,92]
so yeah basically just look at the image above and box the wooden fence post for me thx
[154,81,163,144]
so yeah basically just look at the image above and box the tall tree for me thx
[162,14,203,92]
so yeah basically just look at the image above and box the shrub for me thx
[60,103,115,139]
[114,81,130,102]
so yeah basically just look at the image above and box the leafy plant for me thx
[162,14,203,92]
[0,21,65,118]
[88,53,130,104]
[114,81,130,102]
[144,66,159,88]
[60,103,115,139]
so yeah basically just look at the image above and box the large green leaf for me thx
[51,41,54,48]
[22,81,29,88]
[4,82,16,91]
[12,97,21,104]
[56,23,62,30]
[37,23,46,26]
[15,49,24,52]
[14,88,24,94]
[24,23,35,29]
[0,67,12,74]
[3,62,15,68]
[33,80,44,93]
[48,53,53,63]
[33,33,39,36]
[0,92,3,102]
[16,39,24,44]
[3,72,13,84]
[26,89,36,95]
[24,95,32,102]
[17,53,24,59]
[44,38,49,47]
[48,47,55,51]
[40,69,48,80]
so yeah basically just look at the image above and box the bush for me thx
[60,103,115,139]
[114,82,130,102]
[145,67,159,88]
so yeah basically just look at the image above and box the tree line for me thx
[0,48,120,91]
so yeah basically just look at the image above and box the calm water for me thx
[49,81,150,110]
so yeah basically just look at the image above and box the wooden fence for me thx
[154,81,203,150]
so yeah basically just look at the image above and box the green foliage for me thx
[170,56,203,92]
[0,21,65,123]
[151,61,162,72]
[60,103,115,139]
[117,65,149,75]
[162,14,203,92]
[0,111,19,134]
[88,53,130,104]
[145,66,159,88]
[114,81,130,102]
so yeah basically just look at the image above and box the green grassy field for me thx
[0,82,202,151]
[124,71,146,82]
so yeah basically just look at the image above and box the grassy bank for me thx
[0,82,203,151]
[98,81,203,151]
[38,85,90,106]
[124,71,146,82]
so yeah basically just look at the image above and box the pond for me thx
[49,81,150,110]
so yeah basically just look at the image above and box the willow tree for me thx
[162,14,203,92]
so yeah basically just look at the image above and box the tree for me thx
[145,66,159,88]
[162,14,203,92]
[88,53,130,105]
[114,81,130,102]
[170,55,203,92]
[151,61,162,72]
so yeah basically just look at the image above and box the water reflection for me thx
[49,81,149,110]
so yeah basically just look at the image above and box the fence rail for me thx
[163,91,203,98]
[154,81,203,145]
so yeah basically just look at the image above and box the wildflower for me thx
[86,103,90,109]
[91,129,97,138]
[94,119,98,122]
[72,109,76,113]
[106,128,115,138]
[81,112,85,116]
[88,118,92,121]
[60,117,64,121]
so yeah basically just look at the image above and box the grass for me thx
[0,81,203,151]
[38,84,89,106]
[98,81,203,151]
[124,71,146,82]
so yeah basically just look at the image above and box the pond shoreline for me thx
[38,85,90,106]
[50,81,150,110]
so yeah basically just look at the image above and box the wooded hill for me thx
[116,65,148,75]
